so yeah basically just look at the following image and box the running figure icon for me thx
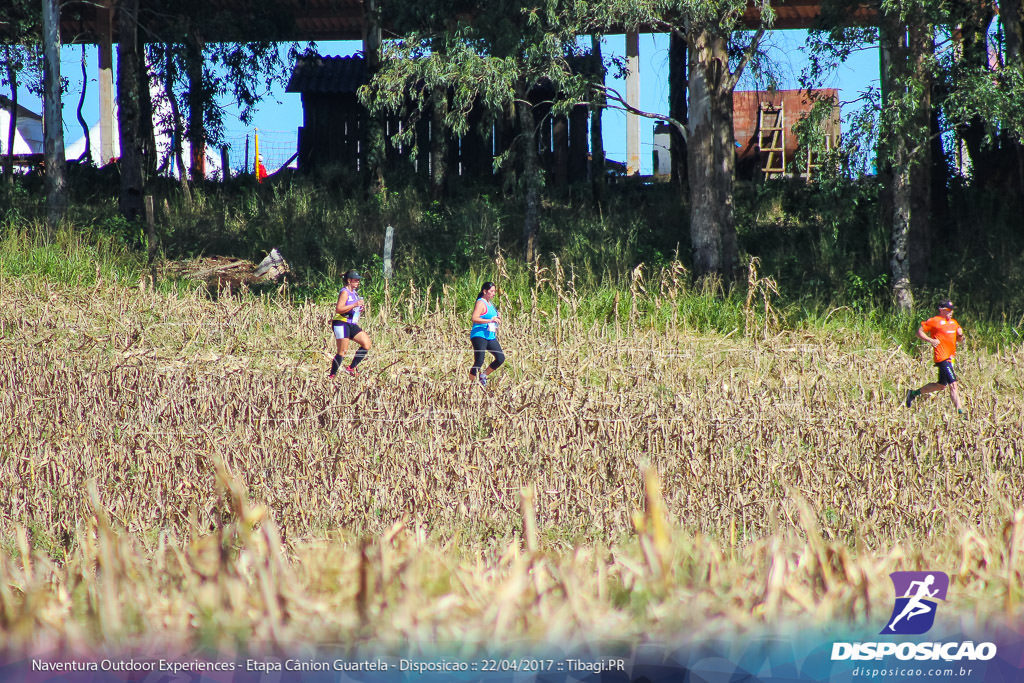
[887,574,939,632]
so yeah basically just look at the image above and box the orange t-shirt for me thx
[920,315,962,363]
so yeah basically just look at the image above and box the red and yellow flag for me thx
[254,129,268,182]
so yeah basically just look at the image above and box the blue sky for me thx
[16,30,878,174]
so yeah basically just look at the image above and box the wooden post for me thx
[144,194,157,280]
[626,32,641,176]
[220,146,230,182]
[97,0,115,165]
[383,225,394,279]
[590,35,606,202]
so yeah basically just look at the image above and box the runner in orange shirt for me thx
[905,300,965,413]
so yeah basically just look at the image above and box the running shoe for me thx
[479,373,487,387]
[328,373,335,379]
[905,389,916,407]
[344,366,359,378]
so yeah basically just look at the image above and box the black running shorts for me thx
[332,321,363,340]
[936,359,957,385]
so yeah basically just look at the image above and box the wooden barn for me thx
[733,89,840,181]
[286,55,369,172]
[285,54,592,185]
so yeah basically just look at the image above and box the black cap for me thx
[343,270,362,281]
[937,299,954,310]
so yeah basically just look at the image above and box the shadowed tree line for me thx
[2,0,1023,309]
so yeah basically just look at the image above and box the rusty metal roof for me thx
[57,0,876,44]
[59,0,366,43]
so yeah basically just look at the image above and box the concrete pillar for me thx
[626,32,640,175]
[97,0,115,164]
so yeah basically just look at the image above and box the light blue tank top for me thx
[470,299,497,340]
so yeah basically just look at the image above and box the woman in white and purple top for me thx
[329,270,372,378]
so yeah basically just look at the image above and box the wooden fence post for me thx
[383,225,394,279]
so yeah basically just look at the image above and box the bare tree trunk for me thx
[879,19,914,312]
[117,0,145,222]
[186,31,206,181]
[686,22,762,280]
[890,136,914,312]
[165,44,192,206]
[589,35,605,207]
[75,45,92,164]
[908,18,933,288]
[687,30,722,277]
[4,47,18,186]
[517,100,540,263]
[138,42,157,179]
[669,32,688,191]
[430,84,448,199]
[363,0,385,193]
[42,0,68,230]
[715,84,738,276]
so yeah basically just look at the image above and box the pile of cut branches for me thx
[161,249,289,290]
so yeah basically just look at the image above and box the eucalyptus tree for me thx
[142,0,299,180]
[874,0,1024,310]
[588,0,775,279]
[875,1,935,312]
[41,0,67,228]
[803,1,941,311]
[0,0,41,186]
[363,0,592,261]
[117,0,146,221]
[941,0,1024,193]
[369,2,469,197]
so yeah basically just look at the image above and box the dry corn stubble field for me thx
[1,264,1023,656]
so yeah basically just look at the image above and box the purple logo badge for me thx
[881,571,949,635]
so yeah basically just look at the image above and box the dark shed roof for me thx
[0,95,43,121]
[286,55,367,94]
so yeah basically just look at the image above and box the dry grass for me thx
[1,262,1023,655]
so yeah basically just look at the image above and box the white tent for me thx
[64,122,117,162]
[0,96,44,156]
[65,115,223,178]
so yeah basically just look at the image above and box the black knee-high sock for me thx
[330,354,344,375]
[350,347,368,369]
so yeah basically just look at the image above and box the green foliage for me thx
[0,222,143,284]
[941,55,1024,145]
[363,0,593,155]
[4,151,1024,340]
[591,0,771,36]
[735,177,888,307]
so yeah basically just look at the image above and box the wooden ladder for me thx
[758,103,785,179]
[804,131,835,181]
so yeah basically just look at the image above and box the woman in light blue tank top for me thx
[469,282,505,386]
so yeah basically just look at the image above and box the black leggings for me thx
[471,337,504,375]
